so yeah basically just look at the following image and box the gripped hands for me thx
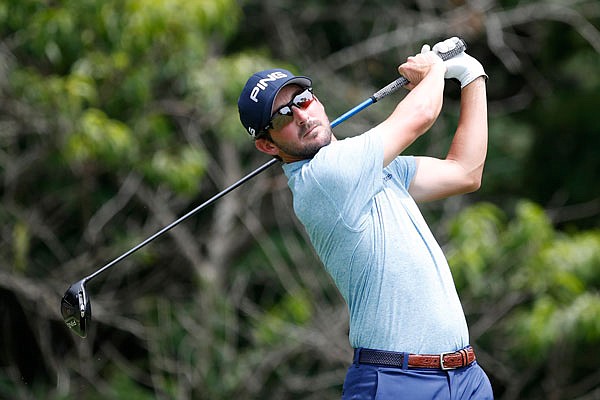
[397,46,445,90]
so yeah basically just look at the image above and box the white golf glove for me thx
[432,37,488,88]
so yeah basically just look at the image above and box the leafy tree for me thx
[447,201,600,399]
[0,0,599,399]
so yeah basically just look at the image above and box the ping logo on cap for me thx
[249,71,289,103]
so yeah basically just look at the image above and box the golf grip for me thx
[372,39,467,102]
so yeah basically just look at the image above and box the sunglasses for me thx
[263,87,314,133]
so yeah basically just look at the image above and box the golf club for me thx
[61,39,467,337]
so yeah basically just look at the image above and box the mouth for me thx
[301,123,319,139]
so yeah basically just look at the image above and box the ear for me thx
[254,137,280,156]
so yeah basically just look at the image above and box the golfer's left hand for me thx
[433,37,488,88]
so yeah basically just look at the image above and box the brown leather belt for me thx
[355,346,476,370]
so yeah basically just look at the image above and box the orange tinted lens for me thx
[268,88,313,131]
[295,91,314,108]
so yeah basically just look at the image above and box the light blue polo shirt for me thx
[282,129,469,354]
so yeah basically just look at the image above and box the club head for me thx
[61,279,91,338]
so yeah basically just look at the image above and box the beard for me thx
[271,121,333,159]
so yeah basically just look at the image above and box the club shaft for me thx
[83,100,367,283]
[83,40,467,283]
[84,158,277,282]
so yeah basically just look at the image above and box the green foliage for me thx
[447,203,505,294]
[144,146,207,194]
[2,0,238,194]
[447,201,600,395]
[562,49,600,90]
[65,108,134,166]
[483,116,535,194]
[254,291,313,345]
[510,225,600,355]
[12,221,30,273]
[87,370,154,400]
[1,0,599,399]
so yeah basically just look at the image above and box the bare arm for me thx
[369,51,446,167]
[408,77,488,202]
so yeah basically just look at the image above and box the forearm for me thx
[393,62,445,129]
[379,63,446,165]
[445,77,488,188]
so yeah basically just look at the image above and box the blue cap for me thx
[238,68,311,137]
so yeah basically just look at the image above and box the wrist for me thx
[460,70,488,89]
[430,62,446,77]
[461,75,487,90]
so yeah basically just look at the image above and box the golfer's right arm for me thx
[370,51,446,167]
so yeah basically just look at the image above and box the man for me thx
[237,37,493,399]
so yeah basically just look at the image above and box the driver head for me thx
[61,279,91,338]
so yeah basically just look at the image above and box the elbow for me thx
[462,172,483,193]
[449,158,485,194]
[464,179,481,193]
[415,102,441,132]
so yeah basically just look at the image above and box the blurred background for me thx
[1,0,599,399]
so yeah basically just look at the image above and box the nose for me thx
[292,104,310,125]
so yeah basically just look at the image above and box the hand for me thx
[398,45,444,90]
[433,37,488,88]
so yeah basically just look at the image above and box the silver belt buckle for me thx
[440,352,457,370]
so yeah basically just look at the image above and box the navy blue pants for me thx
[342,351,493,399]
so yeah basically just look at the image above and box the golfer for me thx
[237,37,493,399]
